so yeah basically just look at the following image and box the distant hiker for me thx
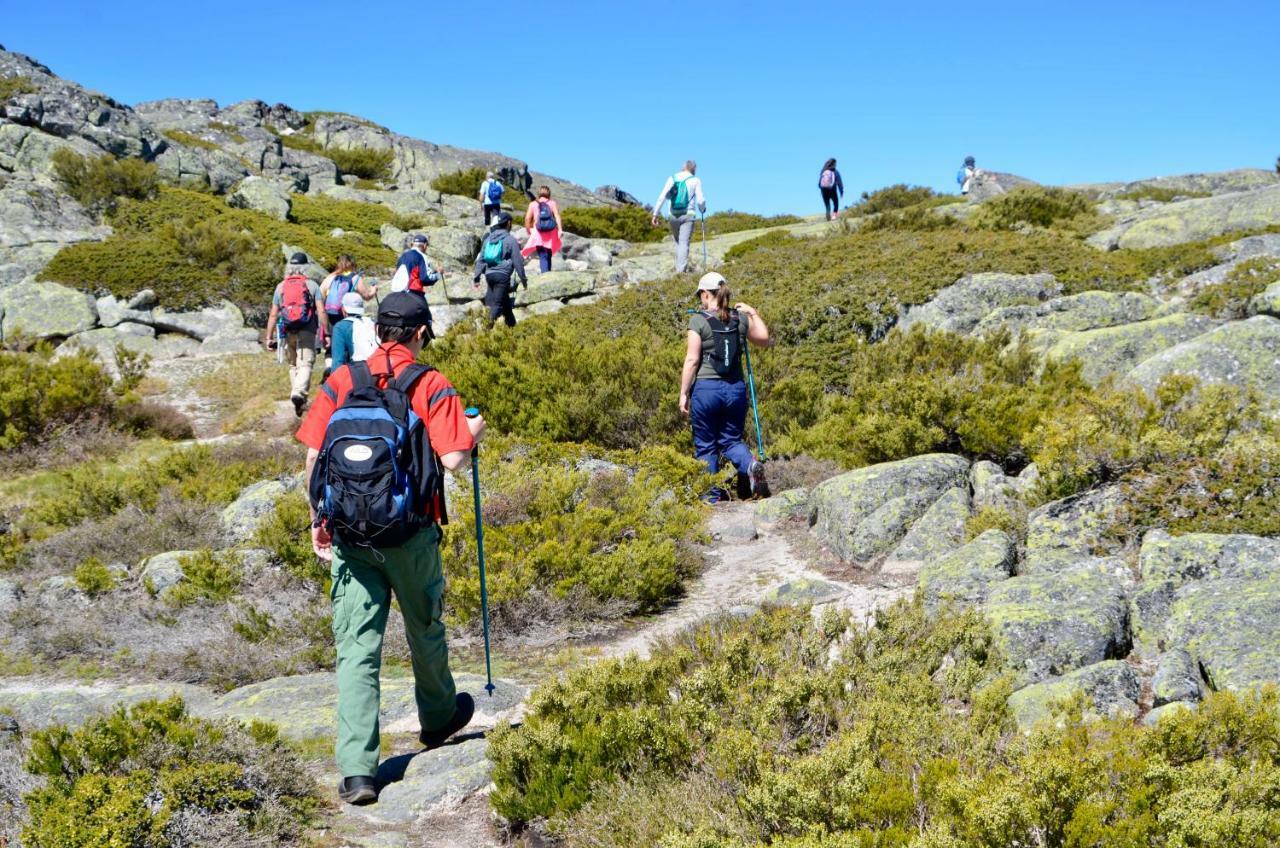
[679,272,774,502]
[298,291,487,807]
[521,185,563,273]
[390,234,443,296]
[329,291,377,371]
[321,254,377,332]
[957,155,978,195]
[818,158,844,220]
[265,252,322,417]
[479,171,504,226]
[472,212,527,328]
[652,160,707,274]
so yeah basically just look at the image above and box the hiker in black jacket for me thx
[818,158,844,220]
[472,212,527,327]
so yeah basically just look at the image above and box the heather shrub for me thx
[163,549,243,607]
[0,75,36,102]
[561,205,666,242]
[50,149,159,218]
[0,347,113,450]
[430,166,488,197]
[289,193,434,241]
[703,210,802,237]
[252,491,319,584]
[1115,185,1211,203]
[328,146,394,181]
[970,186,1100,231]
[848,183,956,215]
[1189,256,1280,319]
[161,128,219,151]
[72,556,116,597]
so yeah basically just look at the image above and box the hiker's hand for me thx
[651,215,660,227]
[734,303,757,317]
[466,412,487,443]
[679,392,690,416]
[312,523,333,562]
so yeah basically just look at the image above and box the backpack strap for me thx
[392,363,436,395]
[348,361,373,392]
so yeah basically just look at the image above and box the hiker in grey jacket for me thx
[472,212,527,327]
[652,160,707,274]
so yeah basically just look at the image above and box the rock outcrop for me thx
[1088,185,1280,250]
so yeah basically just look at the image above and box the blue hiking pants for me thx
[690,378,755,475]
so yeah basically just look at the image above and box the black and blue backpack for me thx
[703,309,743,380]
[535,200,557,232]
[309,361,444,548]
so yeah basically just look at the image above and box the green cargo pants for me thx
[330,525,457,778]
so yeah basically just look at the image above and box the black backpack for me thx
[703,310,743,380]
[535,201,557,232]
[309,362,445,548]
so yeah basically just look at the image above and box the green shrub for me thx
[22,697,315,848]
[560,205,667,242]
[165,549,242,607]
[856,203,959,232]
[0,347,113,450]
[1189,256,1280,319]
[329,146,394,181]
[207,121,247,143]
[703,210,802,237]
[431,167,488,198]
[1115,185,1211,203]
[161,129,218,151]
[964,505,1026,542]
[112,400,195,440]
[849,183,955,215]
[289,192,433,241]
[971,186,1100,232]
[0,75,36,102]
[72,556,116,597]
[49,149,158,219]
[252,491,320,584]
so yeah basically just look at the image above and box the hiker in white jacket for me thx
[652,160,707,273]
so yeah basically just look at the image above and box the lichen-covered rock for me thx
[94,293,153,328]
[970,460,1026,512]
[885,486,971,566]
[1007,661,1141,731]
[919,529,1016,613]
[55,322,157,374]
[1127,316,1280,402]
[0,578,20,614]
[762,578,848,606]
[972,290,1161,337]
[515,271,595,306]
[1247,281,1280,318]
[897,273,1061,335]
[1152,649,1202,707]
[424,226,480,270]
[1043,313,1218,384]
[0,681,214,731]
[984,560,1130,684]
[0,175,109,285]
[150,299,244,340]
[0,280,97,340]
[140,550,191,595]
[1023,486,1127,574]
[1117,169,1280,199]
[351,737,492,823]
[226,175,291,220]
[221,478,296,546]
[1088,185,1280,250]
[967,170,1038,202]
[380,222,409,252]
[754,488,812,531]
[811,454,969,566]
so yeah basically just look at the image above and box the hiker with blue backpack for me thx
[265,251,323,417]
[957,155,977,195]
[652,160,707,274]
[297,290,487,807]
[818,158,844,220]
[521,185,563,273]
[472,212,527,327]
[680,272,774,502]
[479,172,504,226]
[321,255,377,334]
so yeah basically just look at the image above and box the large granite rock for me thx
[514,270,595,306]
[1113,169,1280,199]
[226,175,292,220]
[1007,661,1141,731]
[355,737,493,824]
[1088,185,1280,250]
[140,550,192,596]
[970,460,1036,513]
[919,529,1016,613]
[810,454,970,566]
[1152,649,1202,707]
[884,486,971,566]
[967,171,1038,202]
[897,273,1061,336]
[0,175,109,285]
[1023,486,1127,574]
[0,280,97,340]
[0,121,99,177]
[55,322,157,373]
[0,681,214,731]
[424,226,480,269]
[221,478,298,546]
[984,559,1131,684]
[1126,316,1280,401]
[1042,313,1218,384]
[972,290,1162,337]
[753,488,812,531]
[151,299,244,340]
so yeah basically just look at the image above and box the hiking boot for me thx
[419,692,475,748]
[700,486,729,505]
[749,461,770,499]
[337,775,378,805]
[291,394,306,417]
[735,471,753,501]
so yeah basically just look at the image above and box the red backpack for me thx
[280,274,315,331]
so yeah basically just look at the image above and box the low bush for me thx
[430,167,487,198]
[0,347,113,450]
[22,697,315,848]
[492,602,1280,847]
[49,149,158,219]
[703,210,802,237]
[72,556,116,597]
[971,186,1101,232]
[112,400,195,440]
[163,549,243,607]
[964,505,1026,542]
[0,75,36,102]
[330,146,394,181]
[849,183,957,216]
[560,205,667,242]
[252,491,318,584]
[856,202,959,232]
[207,121,247,143]
[1115,185,1211,203]
[161,128,219,151]
[1189,256,1280,319]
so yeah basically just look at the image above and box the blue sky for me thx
[4,0,1278,215]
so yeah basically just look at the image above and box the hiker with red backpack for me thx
[265,252,323,416]
[521,185,563,273]
[679,272,773,503]
[652,160,707,274]
[818,158,844,220]
[297,291,487,807]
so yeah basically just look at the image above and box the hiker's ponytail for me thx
[715,285,732,323]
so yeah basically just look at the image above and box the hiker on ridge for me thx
[958,155,978,195]
[329,291,377,371]
[521,185,563,273]
[479,171,504,226]
[679,272,773,503]
[298,291,486,807]
[473,212,527,328]
[265,251,322,417]
[818,158,844,220]
[652,160,707,274]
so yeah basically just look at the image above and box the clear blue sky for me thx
[4,0,1278,215]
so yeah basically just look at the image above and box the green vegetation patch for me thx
[22,697,315,848]
[40,186,395,309]
[0,347,113,451]
[1189,256,1280,319]
[971,185,1102,233]
[161,128,219,151]
[50,149,159,219]
[289,192,431,241]
[1115,185,1212,203]
[0,75,36,101]
[207,121,247,143]
[560,205,666,242]
[491,601,1280,847]
[849,183,962,216]
[703,210,803,237]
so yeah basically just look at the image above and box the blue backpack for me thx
[486,180,504,204]
[308,362,443,548]
[956,168,967,186]
[535,200,557,232]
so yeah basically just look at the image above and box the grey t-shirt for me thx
[273,277,321,334]
[689,310,749,381]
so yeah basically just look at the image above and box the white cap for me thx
[696,272,726,292]
[341,292,364,315]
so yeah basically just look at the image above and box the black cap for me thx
[492,211,512,229]
[289,251,309,264]
[376,291,432,328]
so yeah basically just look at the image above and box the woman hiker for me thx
[521,185,564,273]
[818,157,844,220]
[679,272,774,503]
[319,254,377,364]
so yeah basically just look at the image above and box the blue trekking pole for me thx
[743,344,767,462]
[464,407,495,697]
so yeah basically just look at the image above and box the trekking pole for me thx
[743,344,767,462]
[464,407,496,697]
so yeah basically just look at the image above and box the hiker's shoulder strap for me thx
[392,362,435,394]
[348,361,373,392]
